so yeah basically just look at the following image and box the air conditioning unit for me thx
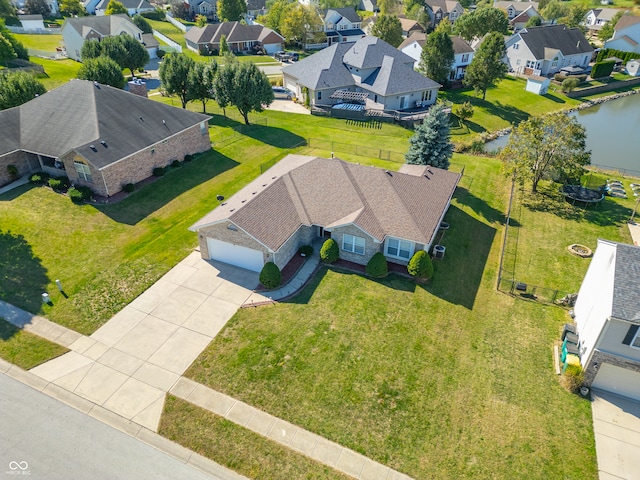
[433,245,446,259]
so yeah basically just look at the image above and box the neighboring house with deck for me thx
[283,36,441,111]
[604,15,640,53]
[574,239,640,401]
[61,14,144,61]
[0,80,211,196]
[184,21,284,54]
[190,155,460,272]
[504,24,593,75]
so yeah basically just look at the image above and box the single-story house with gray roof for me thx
[0,80,211,196]
[282,36,441,111]
[189,154,460,272]
[574,239,640,401]
[184,21,284,54]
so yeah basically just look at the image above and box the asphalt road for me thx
[0,373,217,480]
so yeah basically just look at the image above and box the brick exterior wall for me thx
[331,225,381,266]
[273,226,315,269]
[0,151,31,187]
[583,350,640,387]
[66,123,210,197]
[197,221,270,262]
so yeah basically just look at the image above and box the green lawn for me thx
[30,57,81,90]
[159,395,351,480]
[184,154,597,479]
[0,318,68,369]
[14,33,64,52]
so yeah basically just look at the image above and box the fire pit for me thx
[567,244,592,258]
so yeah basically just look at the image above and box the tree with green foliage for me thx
[132,14,152,33]
[195,14,207,27]
[377,0,397,15]
[281,3,323,47]
[60,0,86,15]
[159,52,195,108]
[80,39,102,60]
[404,0,428,25]
[117,34,149,77]
[0,71,46,110]
[463,31,507,100]
[454,101,473,128]
[541,0,568,23]
[561,77,579,93]
[405,103,453,169]
[260,0,290,32]
[371,14,403,47]
[0,33,16,66]
[217,0,246,22]
[188,60,217,113]
[366,252,388,278]
[24,0,50,16]
[98,35,128,66]
[0,0,15,18]
[525,15,542,27]
[259,262,281,288]
[453,8,509,42]
[407,250,433,279]
[219,34,229,55]
[500,113,590,193]
[320,238,339,263]
[419,29,454,85]
[77,56,125,88]
[214,59,273,124]
[562,4,588,30]
[318,0,358,8]
[105,0,128,15]
[598,11,624,42]
[0,22,28,60]
[170,0,189,20]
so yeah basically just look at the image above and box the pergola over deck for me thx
[330,90,369,103]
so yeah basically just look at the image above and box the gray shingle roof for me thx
[615,14,640,31]
[284,37,440,94]
[0,108,21,155]
[95,0,152,10]
[451,35,474,54]
[517,25,593,58]
[324,7,361,23]
[63,14,140,37]
[612,242,640,322]
[0,80,209,168]
[191,155,461,251]
[398,32,426,50]
[184,22,282,45]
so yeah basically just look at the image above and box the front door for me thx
[318,226,331,238]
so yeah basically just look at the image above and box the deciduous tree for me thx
[463,31,507,100]
[454,101,473,128]
[598,11,624,41]
[0,0,15,18]
[188,60,217,113]
[24,0,50,16]
[77,56,125,88]
[219,34,229,55]
[118,34,149,76]
[541,0,568,23]
[0,22,28,60]
[0,71,46,110]
[195,14,207,26]
[105,0,128,15]
[377,0,398,15]
[419,29,454,84]
[159,52,195,108]
[500,113,590,193]
[260,0,291,32]
[132,14,152,33]
[453,7,509,42]
[371,14,403,47]
[0,33,16,66]
[217,0,246,22]
[60,0,86,16]
[170,0,189,20]
[405,103,453,169]
[214,59,273,124]
[525,15,542,27]
[281,3,322,47]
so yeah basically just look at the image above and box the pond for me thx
[484,93,640,176]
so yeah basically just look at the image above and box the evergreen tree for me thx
[0,34,16,66]
[371,14,403,47]
[159,52,195,108]
[463,31,507,100]
[188,60,217,113]
[77,57,125,88]
[0,0,15,18]
[219,34,229,55]
[419,29,454,85]
[0,71,46,110]
[405,103,453,169]
[132,14,153,33]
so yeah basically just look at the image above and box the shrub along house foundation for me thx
[190,154,461,272]
[0,80,211,195]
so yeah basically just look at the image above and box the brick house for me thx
[190,155,460,272]
[0,80,211,196]
[184,22,284,55]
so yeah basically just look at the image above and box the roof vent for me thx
[139,116,144,122]
[230,208,235,212]
[162,120,166,125]
[252,191,257,195]
[100,140,108,148]
[93,81,100,89]
[241,200,246,203]
[272,176,276,179]
[424,174,431,179]
[90,145,97,152]
[262,184,267,187]
[385,170,392,176]
[427,168,434,174]
[221,202,227,206]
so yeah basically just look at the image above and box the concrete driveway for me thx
[591,389,640,480]
[30,252,269,432]
[266,99,310,115]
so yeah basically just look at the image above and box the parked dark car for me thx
[287,52,299,62]
[274,51,291,62]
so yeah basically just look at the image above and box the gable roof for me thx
[451,35,473,54]
[0,80,210,168]
[398,17,424,32]
[324,7,361,23]
[615,14,640,31]
[590,8,620,21]
[62,14,141,38]
[283,37,440,95]
[190,155,461,251]
[425,0,461,14]
[246,0,265,10]
[516,25,593,58]
[494,1,539,14]
[398,31,426,49]
[95,0,152,10]
[184,21,283,45]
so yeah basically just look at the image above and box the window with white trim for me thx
[385,238,413,260]
[342,234,365,255]
[74,161,92,183]
[624,325,640,348]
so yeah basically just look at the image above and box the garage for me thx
[591,363,640,401]
[206,238,264,272]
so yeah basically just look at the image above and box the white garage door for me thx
[592,363,640,401]
[206,238,264,272]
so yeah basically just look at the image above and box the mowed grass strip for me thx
[158,395,351,480]
[184,154,597,479]
[14,33,64,52]
[0,318,68,370]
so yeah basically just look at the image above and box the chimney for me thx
[127,78,148,98]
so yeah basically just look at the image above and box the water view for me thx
[484,93,640,175]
